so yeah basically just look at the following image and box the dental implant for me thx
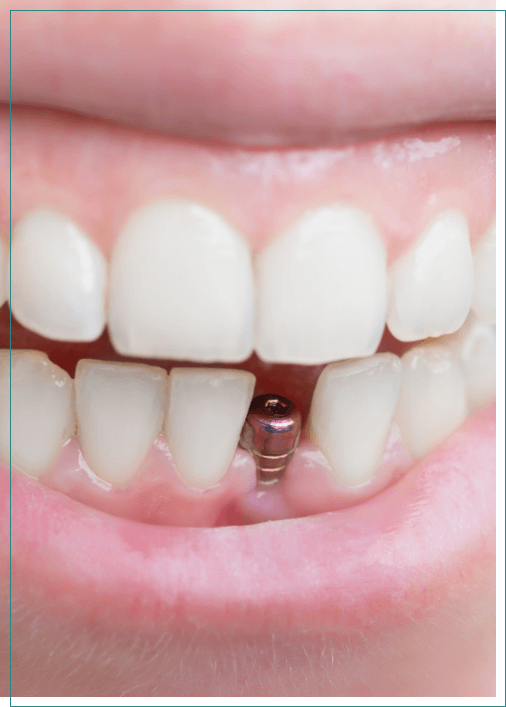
[239,394,302,484]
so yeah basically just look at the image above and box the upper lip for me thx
[5,9,496,146]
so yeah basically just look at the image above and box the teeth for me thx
[0,238,7,308]
[255,205,387,364]
[75,360,167,485]
[394,345,467,458]
[108,200,255,362]
[387,210,474,341]
[0,350,74,477]
[471,219,496,325]
[165,368,255,489]
[11,210,108,341]
[446,317,496,411]
[309,353,402,486]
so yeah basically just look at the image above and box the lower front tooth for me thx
[449,317,496,411]
[309,353,402,487]
[75,360,167,485]
[395,345,468,458]
[165,368,255,489]
[0,350,74,477]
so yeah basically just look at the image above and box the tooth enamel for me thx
[0,350,74,477]
[471,219,496,325]
[11,210,107,341]
[75,360,167,485]
[0,239,7,307]
[165,368,255,489]
[387,210,474,341]
[394,345,467,458]
[108,200,255,362]
[255,205,387,364]
[309,353,402,486]
[447,318,496,411]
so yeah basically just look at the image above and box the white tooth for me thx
[165,368,255,489]
[0,239,7,307]
[309,353,402,487]
[471,219,495,325]
[387,210,474,341]
[395,345,467,458]
[11,210,107,341]
[0,350,74,477]
[75,360,167,485]
[109,200,255,362]
[255,205,387,364]
[447,317,496,411]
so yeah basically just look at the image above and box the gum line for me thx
[27,429,415,527]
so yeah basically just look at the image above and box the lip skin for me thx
[1,5,495,145]
[1,8,497,698]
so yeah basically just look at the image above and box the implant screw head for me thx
[239,394,302,484]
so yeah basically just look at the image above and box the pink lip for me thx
[4,9,495,145]
[3,404,495,634]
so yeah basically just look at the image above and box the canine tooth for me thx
[165,368,255,489]
[255,205,387,364]
[395,345,467,458]
[387,210,474,341]
[471,219,495,325]
[0,350,74,477]
[75,360,167,485]
[0,239,7,307]
[309,353,402,486]
[447,318,496,410]
[108,200,255,362]
[11,210,107,341]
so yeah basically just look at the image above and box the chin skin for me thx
[1,7,497,698]
[2,577,496,697]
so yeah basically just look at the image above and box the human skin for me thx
[0,7,497,697]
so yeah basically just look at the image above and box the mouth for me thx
[2,8,496,697]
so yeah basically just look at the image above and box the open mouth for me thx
[1,9,496,697]
[2,118,496,526]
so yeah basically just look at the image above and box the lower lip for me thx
[3,403,495,634]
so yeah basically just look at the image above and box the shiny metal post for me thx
[239,393,301,484]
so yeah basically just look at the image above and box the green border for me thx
[7,5,506,707]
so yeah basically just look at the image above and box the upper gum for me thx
[2,105,495,262]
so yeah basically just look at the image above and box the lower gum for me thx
[28,426,416,527]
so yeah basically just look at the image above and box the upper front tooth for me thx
[0,350,74,477]
[108,200,255,363]
[75,360,167,485]
[309,353,402,486]
[471,219,495,325]
[11,210,108,341]
[394,345,467,458]
[0,239,7,308]
[165,368,255,489]
[255,205,387,364]
[387,210,474,341]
